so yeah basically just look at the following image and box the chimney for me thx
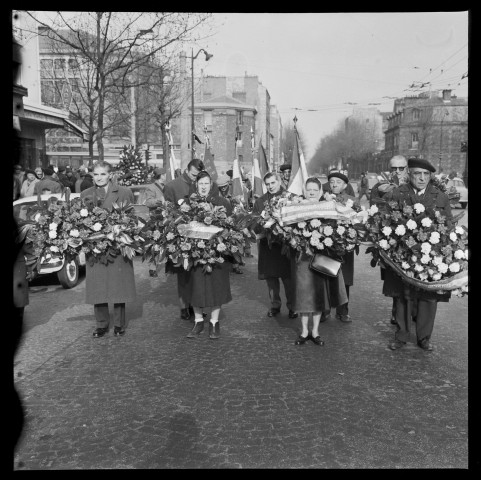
[442,89,452,101]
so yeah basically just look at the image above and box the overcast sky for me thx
[195,12,469,158]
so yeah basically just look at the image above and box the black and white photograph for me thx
[12,10,469,469]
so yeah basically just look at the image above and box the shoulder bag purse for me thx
[309,253,342,277]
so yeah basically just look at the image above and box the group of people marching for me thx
[53,154,453,352]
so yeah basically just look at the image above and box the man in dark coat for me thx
[322,171,359,323]
[383,157,453,352]
[323,168,355,196]
[81,161,136,338]
[253,172,297,319]
[370,155,409,325]
[358,172,369,201]
[33,167,63,195]
[80,167,94,191]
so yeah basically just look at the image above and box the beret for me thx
[225,169,233,178]
[217,174,230,187]
[328,172,349,184]
[25,169,36,176]
[279,164,292,171]
[407,157,436,173]
[153,167,166,176]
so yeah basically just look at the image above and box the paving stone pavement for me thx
[13,243,468,469]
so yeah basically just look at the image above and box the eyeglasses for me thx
[390,166,406,171]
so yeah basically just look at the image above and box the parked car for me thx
[13,192,86,288]
[445,177,468,209]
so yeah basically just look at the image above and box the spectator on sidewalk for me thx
[358,172,369,201]
[20,169,39,198]
[33,167,63,195]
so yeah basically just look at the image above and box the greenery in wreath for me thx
[117,144,149,186]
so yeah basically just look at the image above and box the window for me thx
[54,58,66,75]
[68,58,79,71]
[411,132,419,149]
[204,110,212,129]
[40,59,53,77]
[238,154,243,162]
[236,110,244,125]
[412,109,420,120]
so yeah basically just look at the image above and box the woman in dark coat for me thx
[322,171,359,323]
[80,161,136,338]
[184,171,233,340]
[291,178,348,346]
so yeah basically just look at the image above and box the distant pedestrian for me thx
[20,169,39,198]
[34,167,45,181]
[80,161,136,338]
[33,167,63,195]
[358,172,369,201]
[80,168,94,191]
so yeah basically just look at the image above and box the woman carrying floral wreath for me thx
[291,177,349,346]
[81,161,136,338]
[184,171,233,340]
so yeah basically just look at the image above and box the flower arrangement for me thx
[256,191,366,260]
[362,200,468,296]
[19,196,145,271]
[117,144,149,185]
[141,193,255,273]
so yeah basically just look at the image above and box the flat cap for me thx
[328,171,349,184]
[279,164,292,171]
[408,157,436,173]
[153,167,166,176]
[217,174,230,187]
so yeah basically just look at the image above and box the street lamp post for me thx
[438,110,449,173]
[190,48,213,160]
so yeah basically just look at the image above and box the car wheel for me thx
[57,256,79,288]
[460,202,467,209]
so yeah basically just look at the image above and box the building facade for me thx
[384,90,468,175]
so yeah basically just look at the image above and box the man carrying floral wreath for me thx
[382,157,453,351]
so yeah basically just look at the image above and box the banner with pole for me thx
[287,116,309,197]
[202,123,218,182]
[165,121,180,182]
[231,126,244,198]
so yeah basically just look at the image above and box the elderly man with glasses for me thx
[369,155,409,206]
[381,157,453,352]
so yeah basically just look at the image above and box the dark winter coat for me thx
[382,182,452,302]
[33,176,63,195]
[253,187,291,280]
[80,174,94,192]
[163,171,194,205]
[81,182,136,305]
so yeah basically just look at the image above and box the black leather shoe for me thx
[149,270,158,277]
[417,339,433,351]
[288,310,298,319]
[114,326,125,337]
[389,339,406,350]
[294,334,309,345]
[187,322,204,338]
[93,327,108,338]
[180,308,191,320]
[320,311,331,322]
[311,335,325,346]
[267,308,280,317]
[338,314,352,323]
[209,321,220,339]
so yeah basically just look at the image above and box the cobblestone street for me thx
[13,239,468,469]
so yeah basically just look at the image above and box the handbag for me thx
[309,253,342,277]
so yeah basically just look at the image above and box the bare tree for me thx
[23,11,213,162]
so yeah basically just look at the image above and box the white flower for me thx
[414,264,424,272]
[379,239,390,250]
[311,230,321,239]
[49,222,58,231]
[449,232,457,242]
[177,199,185,205]
[336,226,346,235]
[406,219,417,230]
[454,249,465,260]
[395,224,406,236]
[302,230,312,237]
[419,272,429,281]
[34,213,42,222]
[411,255,418,263]
[413,203,425,214]
[92,222,102,232]
[48,230,57,239]
[369,205,379,215]
[382,226,392,237]
[80,208,89,217]
[448,262,460,273]
[216,243,227,252]
[455,226,464,235]
[437,263,448,274]
[310,219,321,228]
[166,232,175,241]
[421,217,432,228]
[401,261,410,270]
[345,199,354,208]
[432,273,442,281]
[70,229,80,238]
[297,222,306,229]
[429,232,440,244]
[421,242,432,254]
[50,246,59,252]
[310,237,321,247]
[197,240,205,248]
[432,256,443,266]
[421,254,431,264]
[323,225,333,236]
[323,237,333,247]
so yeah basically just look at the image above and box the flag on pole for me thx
[287,120,309,196]
[231,157,243,198]
[252,140,269,197]
[165,121,179,182]
[202,124,218,182]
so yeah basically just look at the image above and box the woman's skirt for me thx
[291,253,348,314]
[187,261,232,308]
